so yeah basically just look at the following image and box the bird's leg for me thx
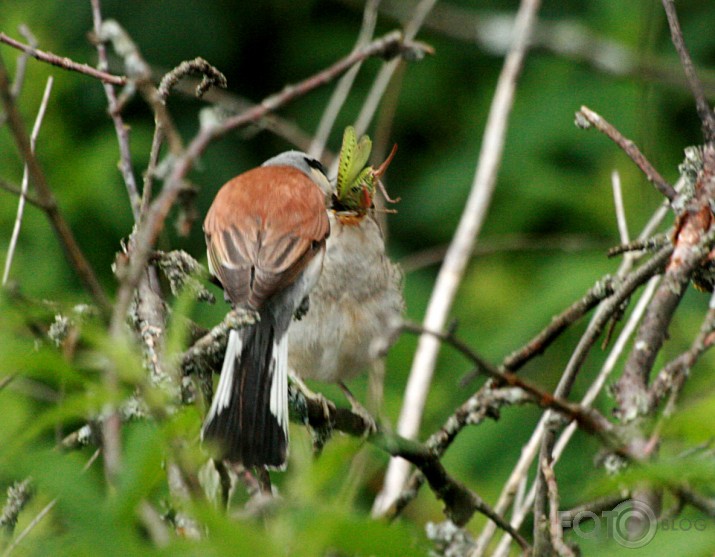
[289,372,336,454]
[290,372,335,421]
[339,381,377,435]
[255,466,273,495]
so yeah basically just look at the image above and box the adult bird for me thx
[201,151,331,469]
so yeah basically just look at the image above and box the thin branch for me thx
[0,32,126,86]
[500,275,615,373]
[384,387,531,521]
[541,458,577,557]
[401,322,620,449]
[576,106,677,201]
[648,287,715,413]
[611,170,630,245]
[673,485,715,517]
[157,57,227,101]
[3,76,53,286]
[293,387,529,550]
[661,0,715,142]
[309,0,380,159]
[0,179,45,209]
[0,52,111,314]
[375,0,542,517]
[476,248,670,557]
[8,25,36,100]
[90,0,141,222]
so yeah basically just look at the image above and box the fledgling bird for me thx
[288,212,403,405]
[288,128,404,421]
[201,151,331,469]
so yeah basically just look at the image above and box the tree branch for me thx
[0,31,126,85]
[661,0,715,143]
[575,106,677,201]
[377,0,542,516]
[0,52,111,314]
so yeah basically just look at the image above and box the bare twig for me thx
[661,0,715,142]
[8,25,37,100]
[3,76,53,286]
[401,322,619,445]
[542,459,577,557]
[476,248,670,556]
[90,0,141,221]
[648,286,715,413]
[501,275,615,373]
[373,0,541,516]
[157,57,227,100]
[0,32,126,85]
[0,179,45,209]
[0,52,111,313]
[309,0,380,159]
[611,170,630,245]
[384,387,531,521]
[576,106,677,201]
[673,485,715,517]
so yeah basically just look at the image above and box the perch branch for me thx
[616,147,715,421]
[292,386,529,550]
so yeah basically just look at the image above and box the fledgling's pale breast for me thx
[288,213,404,383]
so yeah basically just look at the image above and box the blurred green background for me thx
[2,0,715,555]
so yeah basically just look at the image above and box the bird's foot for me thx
[339,382,377,436]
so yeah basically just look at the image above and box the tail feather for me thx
[201,319,289,469]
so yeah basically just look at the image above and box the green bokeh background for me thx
[2,1,715,555]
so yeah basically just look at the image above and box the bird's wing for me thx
[204,166,329,309]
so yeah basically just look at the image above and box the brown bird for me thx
[201,151,331,469]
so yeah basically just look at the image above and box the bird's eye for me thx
[304,156,328,177]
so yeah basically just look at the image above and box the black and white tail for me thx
[201,317,289,469]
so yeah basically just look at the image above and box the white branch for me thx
[372,0,542,517]
[2,76,53,286]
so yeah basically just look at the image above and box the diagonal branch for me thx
[576,106,677,201]
[0,52,111,314]
[0,32,126,86]
[661,0,715,143]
